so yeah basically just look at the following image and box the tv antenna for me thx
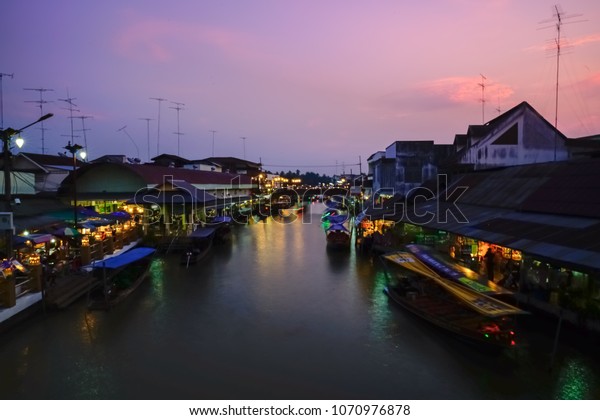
[117,125,140,160]
[539,4,585,130]
[478,74,487,124]
[139,117,154,162]
[24,87,54,154]
[170,101,185,156]
[150,97,167,155]
[74,115,92,160]
[0,72,14,129]
[58,92,80,146]
[240,136,247,160]
[209,130,217,157]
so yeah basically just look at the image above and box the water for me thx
[2,203,600,399]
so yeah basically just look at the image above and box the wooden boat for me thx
[382,252,527,350]
[207,216,232,242]
[325,223,351,249]
[86,247,156,310]
[181,227,215,267]
[405,243,512,296]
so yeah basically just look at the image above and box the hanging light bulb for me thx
[15,136,25,148]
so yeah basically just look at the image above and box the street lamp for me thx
[1,113,53,258]
[2,113,54,209]
[64,141,85,229]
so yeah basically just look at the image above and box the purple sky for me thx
[2,0,599,175]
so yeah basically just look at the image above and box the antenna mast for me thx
[0,72,14,129]
[209,130,217,157]
[478,74,486,124]
[139,117,154,162]
[58,92,80,146]
[150,97,167,155]
[170,101,185,156]
[240,136,247,160]
[117,125,139,160]
[75,115,92,160]
[539,4,584,130]
[24,87,54,154]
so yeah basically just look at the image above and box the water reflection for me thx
[1,213,600,399]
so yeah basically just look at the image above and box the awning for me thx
[392,201,600,272]
[13,233,57,247]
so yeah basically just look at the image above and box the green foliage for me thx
[276,170,333,186]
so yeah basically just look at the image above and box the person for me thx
[484,247,495,281]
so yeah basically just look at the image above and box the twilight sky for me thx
[2,0,599,175]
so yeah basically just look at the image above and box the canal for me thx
[1,203,600,399]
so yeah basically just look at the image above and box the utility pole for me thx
[24,87,54,154]
[150,97,167,156]
[0,73,14,130]
[170,101,185,156]
[139,117,153,163]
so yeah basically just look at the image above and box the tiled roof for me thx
[75,162,252,185]
[20,152,83,167]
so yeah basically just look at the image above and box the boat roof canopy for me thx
[383,251,528,318]
[189,227,217,239]
[89,247,155,270]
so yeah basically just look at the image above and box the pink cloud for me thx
[526,32,600,52]
[571,70,600,98]
[418,77,514,105]
[567,33,600,48]
[113,18,246,63]
[371,76,515,119]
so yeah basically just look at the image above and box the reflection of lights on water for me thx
[149,259,165,300]
[370,271,393,340]
[81,312,98,345]
[555,358,591,399]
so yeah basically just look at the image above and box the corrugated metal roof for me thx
[394,201,600,271]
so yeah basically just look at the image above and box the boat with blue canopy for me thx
[86,246,156,310]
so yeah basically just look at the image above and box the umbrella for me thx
[53,226,81,237]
